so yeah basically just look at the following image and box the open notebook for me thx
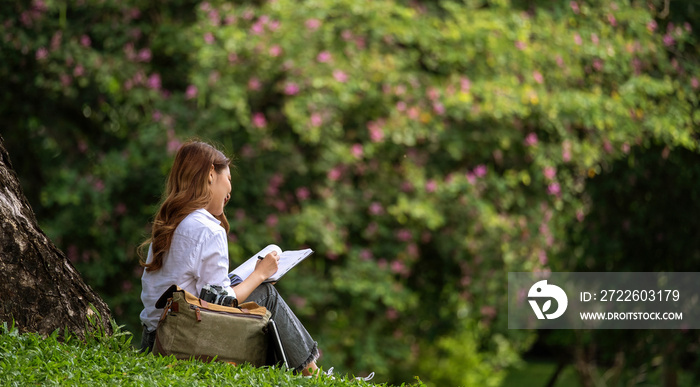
[229,244,313,284]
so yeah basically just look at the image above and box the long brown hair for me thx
[140,141,231,271]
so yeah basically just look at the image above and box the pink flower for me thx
[593,58,603,72]
[137,48,152,62]
[607,14,617,27]
[367,121,384,142]
[539,250,547,265]
[547,182,560,196]
[369,202,383,215]
[691,77,699,89]
[80,34,91,47]
[316,51,331,63]
[466,172,476,184]
[408,106,419,120]
[591,33,599,45]
[266,214,278,228]
[570,1,580,14]
[533,71,543,84]
[305,18,321,30]
[474,164,487,177]
[252,112,267,128]
[93,179,105,192]
[524,132,538,147]
[396,101,406,111]
[425,179,437,193]
[167,139,181,154]
[562,141,572,162]
[269,45,282,57]
[296,187,310,201]
[50,31,62,51]
[60,74,71,87]
[556,55,564,68]
[432,102,445,115]
[251,21,264,34]
[574,33,582,45]
[515,40,526,50]
[208,9,220,26]
[396,229,412,242]
[248,77,261,91]
[460,77,471,92]
[147,73,161,90]
[185,85,198,99]
[603,139,613,153]
[360,249,373,261]
[663,34,675,47]
[327,166,342,181]
[543,166,556,180]
[621,143,630,154]
[35,47,48,60]
[406,243,418,258]
[228,53,238,63]
[333,70,348,83]
[73,65,84,77]
[204,32,215,44]
[284,82,299,95]
[351,143,363,158]
[427,87,439,100]
[647,20,658,32]
[310,113,322,127]
[391,260,406,274]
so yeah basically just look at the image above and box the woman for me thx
[138,140,320,376]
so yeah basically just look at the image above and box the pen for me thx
[257,255,264,260]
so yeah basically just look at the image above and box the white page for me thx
[230,244,313,282]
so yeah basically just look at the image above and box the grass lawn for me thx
[0,322,421,387]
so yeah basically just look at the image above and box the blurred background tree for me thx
[1,0,698,385]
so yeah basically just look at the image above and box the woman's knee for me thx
[248,282,278,303]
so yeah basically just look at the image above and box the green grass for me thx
[0,322,421,387]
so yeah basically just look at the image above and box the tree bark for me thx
[0,134,112,338]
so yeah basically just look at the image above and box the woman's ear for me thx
[209,165,215,184]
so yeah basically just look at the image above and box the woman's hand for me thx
[254,250,279,280]
[233,250,279,302]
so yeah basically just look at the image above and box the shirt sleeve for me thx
[194,229,237,300]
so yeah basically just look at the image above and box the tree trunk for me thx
[0,134,112,339]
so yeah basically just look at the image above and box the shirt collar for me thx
[195,208,222,225]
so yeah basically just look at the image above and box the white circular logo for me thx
[528,280,568,319]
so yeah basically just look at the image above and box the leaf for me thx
[542,300,552,313]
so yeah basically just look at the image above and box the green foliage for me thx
[0,322,404,387]
[1,0,699,385]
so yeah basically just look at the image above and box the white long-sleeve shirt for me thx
[139,208,236,331]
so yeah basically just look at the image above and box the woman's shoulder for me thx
[176,209,225,239]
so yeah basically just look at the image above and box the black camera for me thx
[199,284,238,307]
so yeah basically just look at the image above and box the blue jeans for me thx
[140,283,318,372]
